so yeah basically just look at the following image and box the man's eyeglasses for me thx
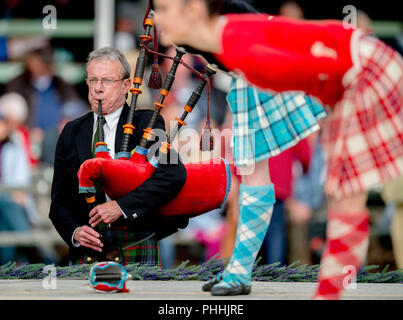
[86,78,126,87]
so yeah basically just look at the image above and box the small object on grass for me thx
[89,262,131,293]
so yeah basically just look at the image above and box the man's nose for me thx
[94,81,104,92]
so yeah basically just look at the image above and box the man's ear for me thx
[122,78,132,94]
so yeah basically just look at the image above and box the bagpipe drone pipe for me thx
[76,9,231,261]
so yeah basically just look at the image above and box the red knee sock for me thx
[313,210,370,300]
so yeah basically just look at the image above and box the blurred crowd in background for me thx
[0,0,402,270]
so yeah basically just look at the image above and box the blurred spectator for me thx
[5,45,81,162]
[286,131,327,265]
[288,132,326,222]
[0,37,7,62]
[159,47,196,104]
[3,36,49,62]
[41,99,88,165]
[158,233,176,269]
[0,112,32,264]
[5,45,80,130]
[0,92,41,226]
[186,65,230,132]
[114,1,139,53]
[381,177,403,269]
[0,92,38,168]
[0,0,21,61]
[189,209,226,262]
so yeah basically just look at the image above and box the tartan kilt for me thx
[227,77,326,167]
[321,34,403,198]
[75,226,161,267]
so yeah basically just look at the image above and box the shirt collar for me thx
[93,105,123,130]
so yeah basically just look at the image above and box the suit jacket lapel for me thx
[115,103,136,153]
[75,112,94,164]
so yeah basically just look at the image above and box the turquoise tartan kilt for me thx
[75,226,161,267]
[227,77,327,167]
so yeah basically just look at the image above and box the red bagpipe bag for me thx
[78,145,231,218]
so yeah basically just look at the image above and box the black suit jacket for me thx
[49,104,188,262]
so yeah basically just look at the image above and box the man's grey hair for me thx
[86,47,131,79]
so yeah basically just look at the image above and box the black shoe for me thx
[210,282,251,296]
[202,274,222,292]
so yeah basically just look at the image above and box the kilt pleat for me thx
[321,35,403,198]
[107,226,160,267]
[227,77,326,167]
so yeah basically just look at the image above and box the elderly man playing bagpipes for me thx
[49,47,191,266]
[50,9,232,265]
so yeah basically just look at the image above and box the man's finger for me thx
[81,233,103,246]
[79,233,101,246]
[81,225,101,238]
[79,226,101,242]
[80,240,103,252]
[89,206,99,218]
[89,214,104,227]
[89,212,102,224]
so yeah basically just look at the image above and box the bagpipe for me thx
[77,8,231,263]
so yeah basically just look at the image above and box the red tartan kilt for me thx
[321,34,403,198]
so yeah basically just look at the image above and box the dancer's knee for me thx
[328,192,368,213]
[240,160,271,186]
